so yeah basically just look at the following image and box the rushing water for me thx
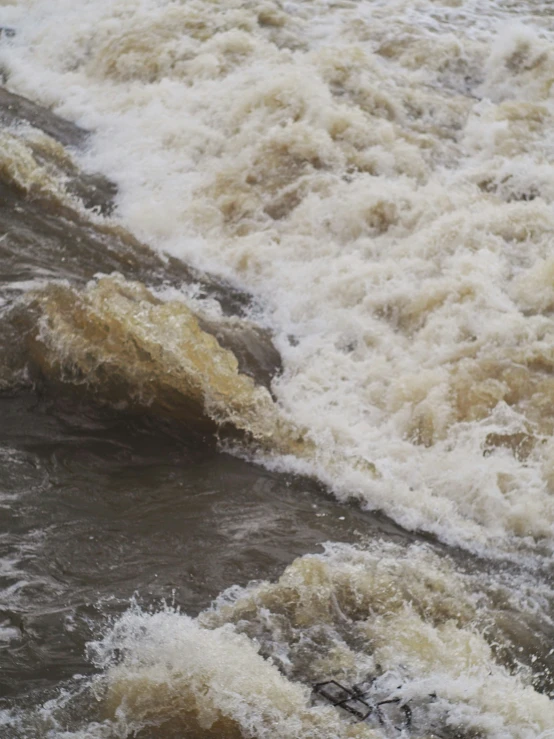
[2,0,554,737]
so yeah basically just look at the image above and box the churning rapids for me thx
[2,1,554,737]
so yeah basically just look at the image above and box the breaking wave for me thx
[3,0,554,551]
[2,1,554,737]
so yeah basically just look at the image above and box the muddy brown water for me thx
[0,89,413,723]
[0,392,410,702]
[2,85,554,739]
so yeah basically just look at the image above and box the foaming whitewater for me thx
[3,1,554,737]
[17,542,554,739]
[3,0,554,552]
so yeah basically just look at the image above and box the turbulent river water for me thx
[2,1,554,737]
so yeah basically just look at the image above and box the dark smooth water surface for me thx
[0,390,410,710]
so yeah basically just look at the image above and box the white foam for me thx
[71,541,554,739]
[3,1,554,554]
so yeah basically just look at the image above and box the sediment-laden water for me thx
[2,1,554,737]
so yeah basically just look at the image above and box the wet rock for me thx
[197,314,282,390]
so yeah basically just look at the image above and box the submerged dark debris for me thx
[314,680,412,730]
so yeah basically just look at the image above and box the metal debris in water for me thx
[313,680,412,730]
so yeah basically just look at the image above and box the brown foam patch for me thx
[27,274,306,452]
